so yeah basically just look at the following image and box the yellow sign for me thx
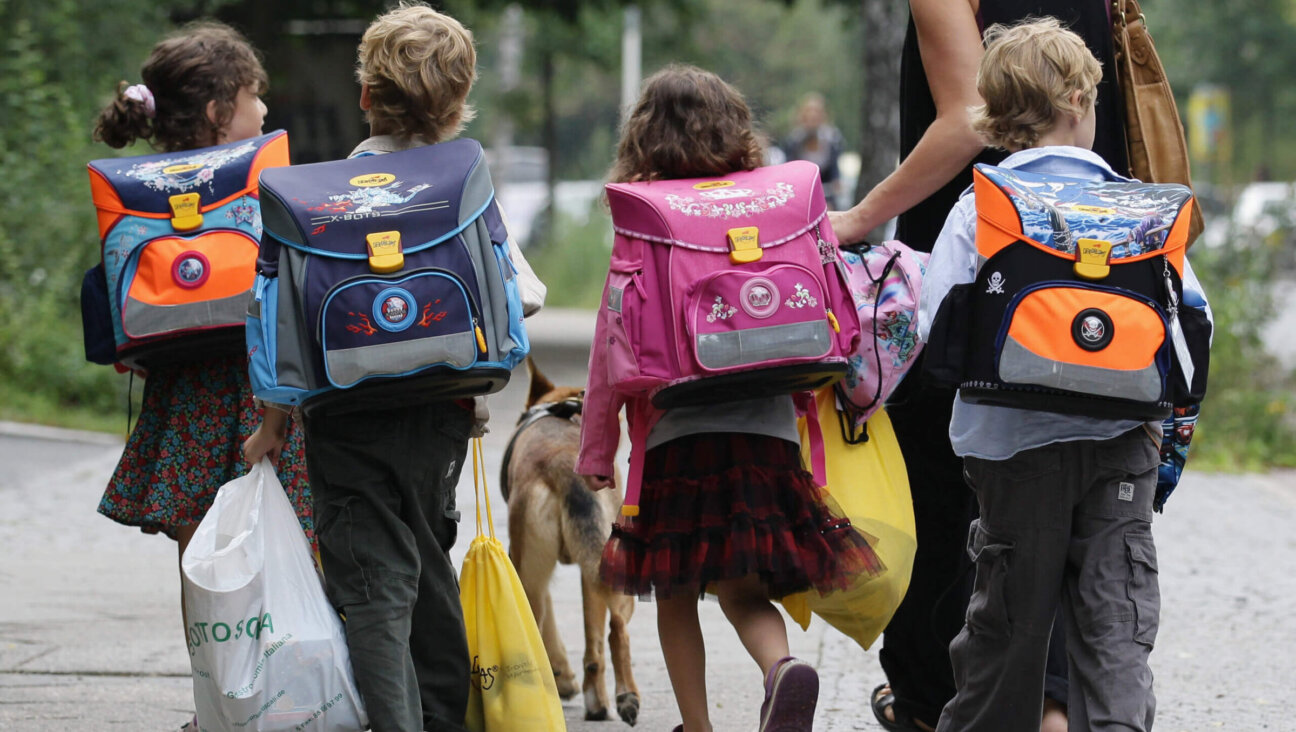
[694,180,735,190]
[350,173,397,187]
[1187,85,1231,164]
[163,163,204,175]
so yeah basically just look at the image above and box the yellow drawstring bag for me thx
[460,439,567,732]
[781,388,917,650]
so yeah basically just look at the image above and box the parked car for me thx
[1199,181,1296,260]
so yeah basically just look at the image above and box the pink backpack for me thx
[833,241,928,443]
[602,161,861,409]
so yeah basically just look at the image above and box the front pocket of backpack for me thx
[996,283,1169,402]
[318,269,481,389]
[684,263,834,372]
[604,270,652,390]
[119,230,258,339]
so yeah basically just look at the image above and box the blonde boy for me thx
[245,5,510,731]
[917,18,1208,732]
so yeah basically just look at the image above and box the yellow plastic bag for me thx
[460,439,567,732]
[782,388,917,650]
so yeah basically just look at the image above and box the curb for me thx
[0,420,123,447]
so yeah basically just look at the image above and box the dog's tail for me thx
[562,475,615,568]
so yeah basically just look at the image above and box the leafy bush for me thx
[1188,239,1296,470]
[0,2,180,427]
[524,205,613,310]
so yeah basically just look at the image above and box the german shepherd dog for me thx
[500,359,640,724]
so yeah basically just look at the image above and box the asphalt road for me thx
[1,308,1293,731]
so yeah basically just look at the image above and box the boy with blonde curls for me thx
[918,18,1209,732]
[243,5,538,731]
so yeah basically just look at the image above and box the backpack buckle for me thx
[727,227,762,264]
[1074,238,1113,280]
[366,231,405,273]
[168,193,203,231]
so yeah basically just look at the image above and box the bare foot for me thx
[1040,698,1067,732]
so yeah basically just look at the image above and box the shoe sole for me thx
[760,661,819,731]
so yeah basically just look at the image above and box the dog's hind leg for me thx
[606,590,640,726]
[580,571,612,721]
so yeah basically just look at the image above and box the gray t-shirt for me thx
[646,395,800,451]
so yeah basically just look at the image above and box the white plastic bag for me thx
[181,459,367,732]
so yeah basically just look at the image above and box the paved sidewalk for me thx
[2,308,1294,730]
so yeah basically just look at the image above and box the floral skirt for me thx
[599,432,882,600]
[98,354,312,541]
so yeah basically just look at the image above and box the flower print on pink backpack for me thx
[602,160,862,409]
[833,241,928,444]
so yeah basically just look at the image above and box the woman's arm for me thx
[831,0,986,244]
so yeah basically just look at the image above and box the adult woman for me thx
[831,2,1129,730]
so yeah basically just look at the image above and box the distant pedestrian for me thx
[780,92,847,209]
[90,23,312,732]
[918,19,1210,731]
[578,64,883,732]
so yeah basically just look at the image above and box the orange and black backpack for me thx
[923,163,1210,421]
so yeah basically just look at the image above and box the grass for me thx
[0,379,137,436]
[523,206,614,310]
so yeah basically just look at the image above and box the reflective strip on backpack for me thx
[324,332,479,389]
[998,337,1163,402]
[696,320,833,370]
[122,292,251,339]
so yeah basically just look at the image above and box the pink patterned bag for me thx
[602,161,861,409]
[833,241,928,443]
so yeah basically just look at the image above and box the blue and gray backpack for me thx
[247,138,529,414]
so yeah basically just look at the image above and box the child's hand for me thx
[581,474,613,491]
[243,408,290,466]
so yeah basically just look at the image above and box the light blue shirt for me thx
[916,146,1211,460]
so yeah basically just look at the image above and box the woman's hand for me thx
[829,207,872,246]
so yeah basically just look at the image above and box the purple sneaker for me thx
[759,656,819,731]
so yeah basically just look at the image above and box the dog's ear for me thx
[526,357,556,407]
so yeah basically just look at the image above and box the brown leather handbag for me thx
[1112,0,1204,245]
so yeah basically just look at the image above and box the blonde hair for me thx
[356,2,477,144]
[969,17,1102,151]
[608,64,765,184]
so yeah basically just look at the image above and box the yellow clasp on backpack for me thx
[366,231,404,273]
[727,227,761,264]
[1074,238,1113,280]
[169,193,203,231]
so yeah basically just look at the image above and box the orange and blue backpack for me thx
[82,131,289,369]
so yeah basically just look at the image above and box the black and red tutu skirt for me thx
[599,432,883,600]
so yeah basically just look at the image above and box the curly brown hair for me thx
[608,64,765,184]
[356,2,477,144]
[93,21,267,153]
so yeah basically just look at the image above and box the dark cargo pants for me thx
[305,403,473,732]
[937,428,1161,732]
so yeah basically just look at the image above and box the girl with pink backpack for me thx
[577,64,882,732]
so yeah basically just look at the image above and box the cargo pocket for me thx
[315,497,370,609]
[1125,529,1160,647]
[965,518,1015,639]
